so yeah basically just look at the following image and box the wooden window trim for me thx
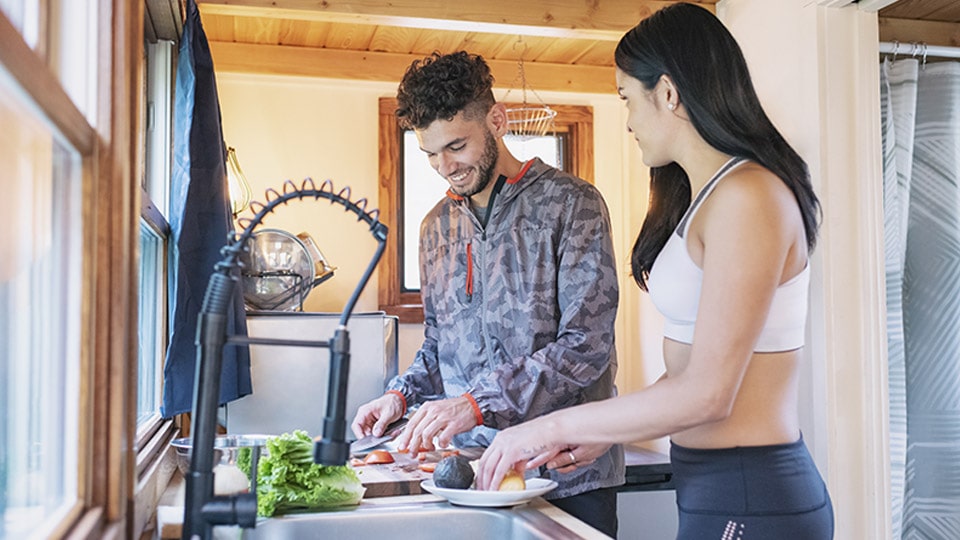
[0,1,141,537]
[0,11,95,154]
[377,98,594,324]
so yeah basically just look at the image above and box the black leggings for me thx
[671,437,833,540]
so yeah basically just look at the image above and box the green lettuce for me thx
[253,430,364,517]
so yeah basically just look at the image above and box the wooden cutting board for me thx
[352,447,483,498]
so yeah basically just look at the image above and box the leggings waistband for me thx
[670,434,828,517]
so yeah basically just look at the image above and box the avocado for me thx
[432,455,475,489]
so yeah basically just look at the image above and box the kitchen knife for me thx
[350,418,409,454]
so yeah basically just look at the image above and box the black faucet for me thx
[182,181,387,539]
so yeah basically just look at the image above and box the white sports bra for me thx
[647,158,809,353]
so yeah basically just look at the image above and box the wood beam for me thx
[208,41,617,94]
[198,0,716,41]
[879,17,960,48]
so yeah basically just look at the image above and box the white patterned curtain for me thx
[881,57,960,540]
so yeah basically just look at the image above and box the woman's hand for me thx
[545,443,612,473]
[476,417,564,491]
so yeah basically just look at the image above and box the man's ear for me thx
[487,102,509,136]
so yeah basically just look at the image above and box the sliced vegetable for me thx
[418,462,437,473]
[363,449,395,464]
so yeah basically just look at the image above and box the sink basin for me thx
[238,498,589,539]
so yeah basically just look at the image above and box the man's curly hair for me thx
[396,51,496,130]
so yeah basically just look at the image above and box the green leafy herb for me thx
[237,447,252,478]
[254,430,364,517]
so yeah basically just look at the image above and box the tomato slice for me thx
[363,449,395,464]
[349,457,366,467]
[418,462,437,473]
[441,450,460,458]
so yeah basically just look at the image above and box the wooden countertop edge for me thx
[528,498,611,539]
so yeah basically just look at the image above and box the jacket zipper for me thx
[465,242,473,300]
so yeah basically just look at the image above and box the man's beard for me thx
[452,130,499,198]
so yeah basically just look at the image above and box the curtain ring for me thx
[891,40,900,63]
[921,42,928,70]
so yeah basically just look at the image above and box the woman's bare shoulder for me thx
[705,163,800,226]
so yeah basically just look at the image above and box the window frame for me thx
[377,97,594,323]
[1,1,147,537]
[134,37,174,454]
[0,6,96,538]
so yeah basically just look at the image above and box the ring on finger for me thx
[567,450,577,465]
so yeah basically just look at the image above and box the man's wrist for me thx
[462,393,484,427]
[385,389,407,416]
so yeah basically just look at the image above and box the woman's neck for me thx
[676,144,734,195]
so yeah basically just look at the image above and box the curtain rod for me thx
[879,41,960,60]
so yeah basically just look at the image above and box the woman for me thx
[476,3,833,538]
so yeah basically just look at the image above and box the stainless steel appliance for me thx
[225,311,398,437]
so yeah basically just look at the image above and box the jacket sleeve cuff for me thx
[462,393,484,427]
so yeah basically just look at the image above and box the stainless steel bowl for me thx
[172,434,272,476]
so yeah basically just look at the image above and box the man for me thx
[351,51,624,536]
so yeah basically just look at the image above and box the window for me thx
[136,40,173,436]
[0,69,83,538]
[1,2,141,537]
[0,16,86,540]
[137,220,165,425]
[0,0,40,49]
[378,97,594,323]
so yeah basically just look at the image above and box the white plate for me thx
[420,478,558,508]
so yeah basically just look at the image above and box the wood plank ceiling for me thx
[191,0,722,94]
[144,1,960,93]
[878,0,960,47]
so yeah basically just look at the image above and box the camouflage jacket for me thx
[388,158,624,498]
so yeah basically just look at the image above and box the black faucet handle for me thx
[314,438,350,466]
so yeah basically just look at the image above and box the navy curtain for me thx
[161,0,250,417]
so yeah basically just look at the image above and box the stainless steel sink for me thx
[238,498,590,539]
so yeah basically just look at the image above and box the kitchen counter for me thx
[156,445,672,539]
[155,477,609,539]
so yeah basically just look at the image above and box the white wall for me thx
[217,75,387,315]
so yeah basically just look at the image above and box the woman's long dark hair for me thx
[620,3,821,291]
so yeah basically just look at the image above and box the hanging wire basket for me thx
[502,38,556,141]
[506,105,557,140]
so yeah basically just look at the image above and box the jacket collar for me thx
[445,158,538,201]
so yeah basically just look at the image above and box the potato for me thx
[498,469,526,491]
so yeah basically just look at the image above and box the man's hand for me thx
[351,392,405,439]
[395,396,478,452]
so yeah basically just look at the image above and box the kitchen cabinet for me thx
[618,446,677,539]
